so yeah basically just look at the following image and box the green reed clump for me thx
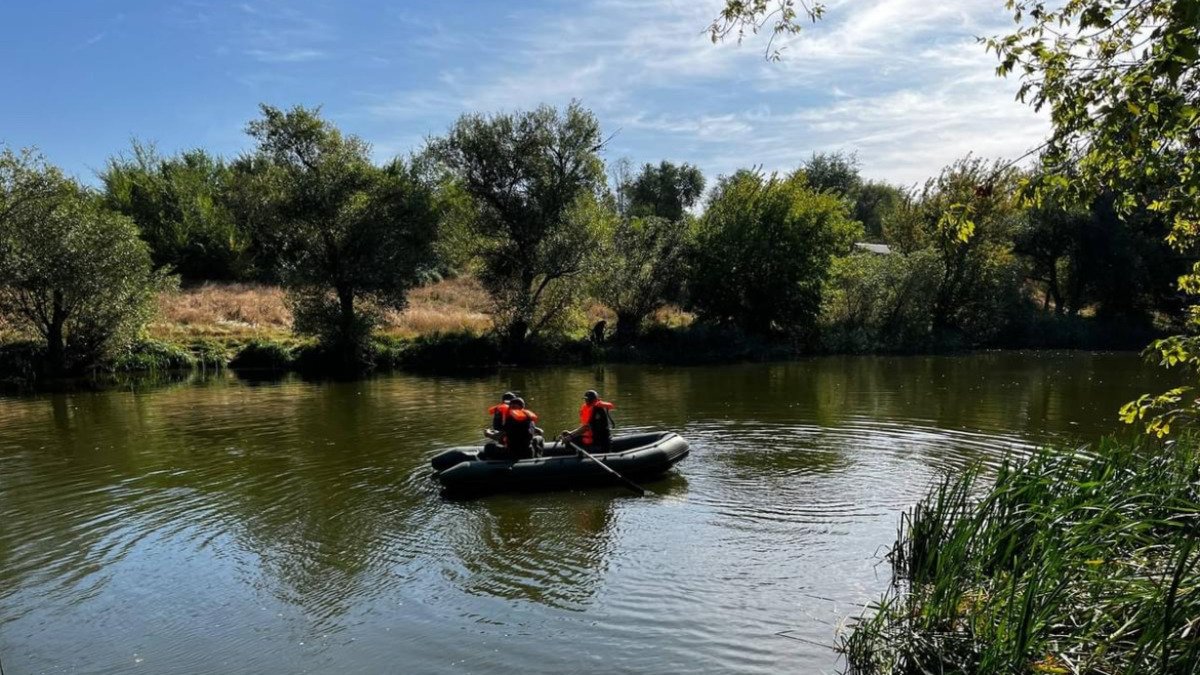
[841,436,1200,674]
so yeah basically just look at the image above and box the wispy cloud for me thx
[245,47,326,63]
[356,0,1046,184]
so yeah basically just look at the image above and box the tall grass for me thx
[842,437,1200,674]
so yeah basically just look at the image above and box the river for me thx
[0,352,1162,674]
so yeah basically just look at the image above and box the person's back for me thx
[488,392,515,431]
[502,398,540,460]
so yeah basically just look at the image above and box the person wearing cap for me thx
[499,397,544,460]
[483,391,516,454]
[487,392,515,433]
[560,390,615,453]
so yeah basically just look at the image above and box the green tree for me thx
[0,182,165,373]
[430,102,607,352]
[623,160,705,221]
[595,215,690,341]
[100,142,250,282]
[247,104,438,363]
[854,181,904,240]
[803,151,862,196]
[983,0,1198,435]
[688,169,861,336]
[896,157,1026,335]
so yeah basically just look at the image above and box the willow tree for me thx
[247,105,438,363]
[0,152,163,373]
[431,102,607,352]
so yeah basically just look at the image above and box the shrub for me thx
[688,169,861,337]
[111,339,195,372]
[0,189,170,373]
[229,339,295,371]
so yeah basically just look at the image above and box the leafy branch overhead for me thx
[709,0,825,60]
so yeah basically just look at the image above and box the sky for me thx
[0,0,1050,188]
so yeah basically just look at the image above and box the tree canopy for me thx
[0,162,164,372]
[247,104,438,362]
[623,161,705,222]
[430,101,607,352]
[689,169,860,336]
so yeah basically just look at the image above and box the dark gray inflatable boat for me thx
[430,431,689,493]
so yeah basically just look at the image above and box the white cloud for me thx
[358,0,1048,184]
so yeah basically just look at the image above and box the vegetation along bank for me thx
[1,101,1182,387]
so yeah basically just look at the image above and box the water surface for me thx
[0,352,1160,673]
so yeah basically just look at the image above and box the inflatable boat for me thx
[430,431,690,493]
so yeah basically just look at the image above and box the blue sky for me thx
[0,0,1048,187]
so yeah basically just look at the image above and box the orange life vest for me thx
[503,408,539,450]
[578,400,614,445]
[488,403,510,430]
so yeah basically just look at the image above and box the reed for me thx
[841,437,1200,674]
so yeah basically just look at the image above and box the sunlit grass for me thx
[841,437,1200,674]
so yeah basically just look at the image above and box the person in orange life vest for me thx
[559,389,615,453]
[484,391,515,442]
[482,391,516,458]
[501,397,544,460]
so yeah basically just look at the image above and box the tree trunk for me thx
[46,290,66,375]
[337,286,355,337]
[1048,264,1065,316]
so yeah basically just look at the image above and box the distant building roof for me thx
[854,242,892,255]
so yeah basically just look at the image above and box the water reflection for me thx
[0,353,1163,673]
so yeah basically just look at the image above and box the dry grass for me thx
[381,277,493,337]
[151,283,292,340]
[149,277,495,341]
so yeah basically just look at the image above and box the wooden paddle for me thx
[563,439,649,496]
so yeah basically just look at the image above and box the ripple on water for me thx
[0,357,1150,674]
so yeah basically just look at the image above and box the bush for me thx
[396,331,502,371]
[688,169,861,337]
[188,341,230,370]
[229,339,295,371]
[0,340,46,385]
[111,339,195,372]
[820,251,940,352]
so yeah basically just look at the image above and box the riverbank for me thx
[839,435,1200,673]
[0,279,1165,391]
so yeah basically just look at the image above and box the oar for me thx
[564,439,649,496]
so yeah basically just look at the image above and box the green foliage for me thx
[802,151,862,196]
[890,157,1027,334]
[709,0,826,60]
[247,104,438,364]
[853,181,904,240]
[843,436,1200,674]
[820,250,940,352]
[429,102,607,353]
[988,0,1199,246]
[688,169,861,336]
[987,0,1200,435]
[595,215,691,340]
[0,168,168,373]
[111,338,196,372]
[229,338,295,371]
[621,160,705,221]
[101,142,251,281]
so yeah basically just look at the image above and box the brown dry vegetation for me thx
[149,277,495,341]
